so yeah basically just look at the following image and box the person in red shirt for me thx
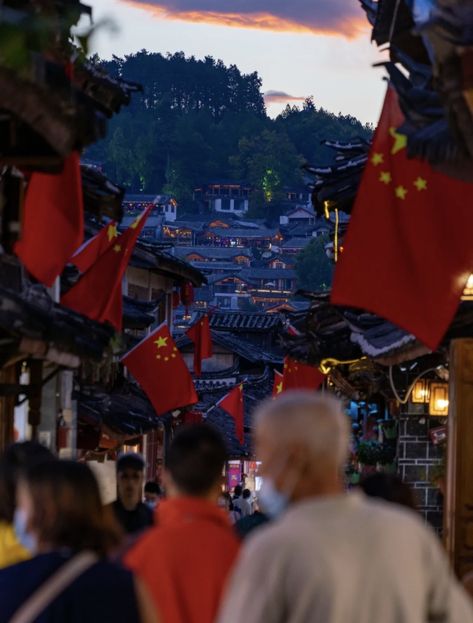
[125,424,240,623]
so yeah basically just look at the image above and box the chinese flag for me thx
[122,323,198,415]
[71,220,118,273]
[186,315,213,376]
[15,152,84,286]
[331,87,473,349]
[218,384,244,445]
[61,206,151,330]
[283,356,324,391]
[272,370,284,397]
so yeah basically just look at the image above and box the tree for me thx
[230,129,303,218]
[85,51,372,202]
[295,236,333,292]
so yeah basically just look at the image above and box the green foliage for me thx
[86,52,372,216]
[295,236,333,292]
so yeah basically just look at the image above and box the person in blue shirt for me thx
[0,459,157,623]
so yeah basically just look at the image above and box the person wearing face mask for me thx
[144,481,162,510]
[0,459,158,623]
[0,441,54,569]
[217,391,473,623]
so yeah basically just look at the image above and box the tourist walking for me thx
[126,424,240,623]
[109,453,154,535]
[0,441,54,569]
[232,485,251,518]
[0,460,157,623]
[217,391,473,623]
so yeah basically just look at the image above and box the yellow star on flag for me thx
[389,127,407,155]
[113,244,122,253]
[371,153,384,166]
[379,171,392,184]
[155,336,168,349]
[107,223,118,241]
[395,185,408,200]
[413,177,427,191]
[276,382,283,394]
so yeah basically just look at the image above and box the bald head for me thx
[256,391,350,481]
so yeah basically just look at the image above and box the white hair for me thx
[255,390,350,468]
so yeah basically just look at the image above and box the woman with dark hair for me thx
[0,460,158,623]
[0,441,54,569]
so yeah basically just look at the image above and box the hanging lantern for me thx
[429,383,449,417]
[180,282,194,307]
[411,379,430,403]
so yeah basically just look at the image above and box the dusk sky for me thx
[85,0,387,124]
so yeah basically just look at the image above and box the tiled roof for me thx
[0,284,114,361]
[208,228,279,239]
[239,268,297,281]
[77,381,165,437]
[209,311,283,332]
[281,238,310,249]
[172,246,252,260]
[176,330,283,365]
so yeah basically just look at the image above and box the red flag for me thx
[71,220,118,273]
[272,370,284,397]
[121,323,198,416]
[15,152,84,286]
[61,206,151,330]
[331,87,473,349]
[186,315,213,377]
[218,384,244,445]
[282,356,324,391]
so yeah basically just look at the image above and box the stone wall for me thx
[397,406,444,532]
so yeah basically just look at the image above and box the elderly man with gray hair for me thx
[217,391,473,623]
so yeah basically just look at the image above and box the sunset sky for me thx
[85,0,387,124]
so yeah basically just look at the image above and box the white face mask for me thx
[258,456,300,519]
[258,479,289,518]
[13,508,37,554]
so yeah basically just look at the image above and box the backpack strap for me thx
[10,551,98,623]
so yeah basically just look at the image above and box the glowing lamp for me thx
[429,383,449,417]
[462,274,473,300]
[411,379,430,404]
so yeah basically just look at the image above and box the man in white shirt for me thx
[217,391,473,623]
[232,486,251,518]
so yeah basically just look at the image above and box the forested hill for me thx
[86,51,372,214]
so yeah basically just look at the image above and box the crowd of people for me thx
[0,391,472,622]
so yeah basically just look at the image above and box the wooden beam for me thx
[445,338,473,577]
[0,365,17,450]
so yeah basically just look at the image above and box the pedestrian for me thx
[217,391,473,623]
[125,424,240,623]
[0,460,157,623]
[218,492,240,524]
[109,453,154,535]
[0,441,55,569]
[233,486,251,518]
[144,481,162,510]
[360,472,417,510]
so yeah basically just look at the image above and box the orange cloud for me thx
[122,0,368,37]
[264,91,306,105]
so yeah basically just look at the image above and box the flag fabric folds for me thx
[121,323,198,416]
[272,370,284,397]
[282,356,324,391]
[61,206,151,330]
[186,315,213,376]
[218,384,244,445]
[71,220,118,273]
[15,151,84,286]
[331,87,473,350]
